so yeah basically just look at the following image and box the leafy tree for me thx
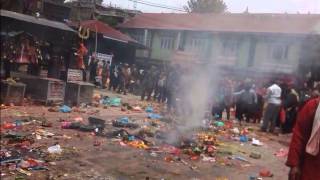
[184,0,227,13]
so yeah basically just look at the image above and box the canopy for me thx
[0,10,75,32]
[77,20,137,43]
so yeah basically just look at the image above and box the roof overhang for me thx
[102,35,128,43]
[0,10,75,32]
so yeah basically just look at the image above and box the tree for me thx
[184,0,227,13]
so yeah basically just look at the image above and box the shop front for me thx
[0,10,75,104]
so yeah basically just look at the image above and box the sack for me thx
[279,107,286,124]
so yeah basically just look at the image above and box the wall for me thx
[253,35,302,73]
[183,31,211,62]
[150,30,177,61]
[125,29,151,59]
[208,33,251,67]
[125,28,303,74]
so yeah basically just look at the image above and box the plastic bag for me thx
[119,117,129,124]
[214,121,224,127]
[239,135,248,142]
[59,105,71,113]
[148,113,162,119]
[110,98,121,106]
[252,138,263,146]
[145,106,153,113]
[47,144,62,154]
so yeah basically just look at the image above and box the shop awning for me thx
[0,10,75,32]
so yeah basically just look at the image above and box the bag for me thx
[279,107,286,124]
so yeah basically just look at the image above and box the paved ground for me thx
[0,90,291,180]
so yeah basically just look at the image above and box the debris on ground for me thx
[0,92,289,179]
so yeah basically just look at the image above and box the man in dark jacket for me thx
[141,66,156,101]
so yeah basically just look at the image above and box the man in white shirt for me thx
[261,82,282,133]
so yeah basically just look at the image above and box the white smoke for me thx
[174,64,218,129]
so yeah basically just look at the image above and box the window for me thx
[160,37,174,49]
[187,38,206,52]
[131,34,144,44]
[270,44,289,60]
[221,39,238,58]
[130,33,151,47]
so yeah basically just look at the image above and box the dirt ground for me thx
[0,90,291,180]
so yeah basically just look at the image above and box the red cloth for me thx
[286,97,320,180]
[280,107,286,124]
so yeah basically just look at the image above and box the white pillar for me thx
[143,29,148,46]
[143,29,149,57]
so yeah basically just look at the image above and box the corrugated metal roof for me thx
[78,20,137,43]
[119,13,320,35]
[0,10,75,32]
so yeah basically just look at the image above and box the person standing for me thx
[234,83,257,124]
[282,87,300,133]
[261,81,282,133]
[108,63,115,91]
[222,78,234,120]
[213,81,226,120]
[95,61,103,87]
[101,61,110,89]
[118,63,130,95]
[129,64,139,94]
[166,66,179,114]
[252,88,265,124]
[286,97,320,180]
[141,67,155,101]
[234,81,245,122]
[157,71,167,103]
[76,43,88,81]
[109,63,119,91]
[89,57,97,83]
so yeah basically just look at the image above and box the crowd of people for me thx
[212,77,319,134]
[88,60,169,101]
[87,60,320,136]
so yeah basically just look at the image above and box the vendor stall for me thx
[11,72,65,104]
[0,10,75,79]
[1,10,75,104]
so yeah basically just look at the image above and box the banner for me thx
[94,53,113,65]
[67,69,83,82]
[47,81,65,101]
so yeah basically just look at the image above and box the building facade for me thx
[65,0,140,26]
[119,13,320,74]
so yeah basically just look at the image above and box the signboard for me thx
[171,50,201,65]
[40,70,48,78]
[67,69,83,82]
[94,53,113,65]
[47,81,65,101]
